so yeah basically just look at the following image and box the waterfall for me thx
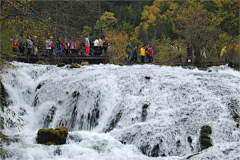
[1,62,240,160]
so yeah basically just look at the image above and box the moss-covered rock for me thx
[37,60,46,65]
[118,62,124,66]
[70,63,80,68]
[199,125,212,151]
[55,127,68,137]
[81,61,90,66]
[36,83,42,91]
[188,136,192,143]
[141,104,149,122]
[104,110,122,133]
[201,125,212,134]
[36,127,68,145]
[57,63,66,67]
[145,76,150,80]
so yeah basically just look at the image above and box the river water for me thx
[1,62,240,160]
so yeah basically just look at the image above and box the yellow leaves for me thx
[95,11,118,34]
[169,2,178,10]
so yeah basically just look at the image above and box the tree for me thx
[174,2,220,66]
[94,11,117,37]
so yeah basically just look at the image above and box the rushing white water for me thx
[1,62,240,160]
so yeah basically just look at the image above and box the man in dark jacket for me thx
[186,43,193,64]
[131,46,137,64]
[19,38,26,55]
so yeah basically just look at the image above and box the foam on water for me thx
[1,62,240,160]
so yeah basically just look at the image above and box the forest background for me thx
[0,0,239,66]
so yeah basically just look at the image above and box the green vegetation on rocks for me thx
[199,125,212,151]
[36,60,46,65]
[70,63,80,68]
[57,63,66,67]
[81,61,90,66]
[36,127,68,145]
[36,83,42,91]
[118,62,124,66]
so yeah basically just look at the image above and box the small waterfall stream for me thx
[1,62,240,160]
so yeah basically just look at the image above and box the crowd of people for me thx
[11,35,110,57]
[125,43,153,64]
[168,43,208,65]
[125,42,210,65]
[12,35,227,65]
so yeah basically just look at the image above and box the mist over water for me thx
[1,62,240,160]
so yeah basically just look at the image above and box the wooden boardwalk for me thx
[14,55,109,65]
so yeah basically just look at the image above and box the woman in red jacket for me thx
[148,45,153,63]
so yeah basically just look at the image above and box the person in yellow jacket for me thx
[140,46,145,63]
[220,46,227,62]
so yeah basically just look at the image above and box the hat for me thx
[50,36,53,38]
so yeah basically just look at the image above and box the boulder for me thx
[199,125,212,150]
[81,61,90,66]
[36,127,68,145]
[70,63,80,68]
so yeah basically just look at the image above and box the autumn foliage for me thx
[0,1,239,65]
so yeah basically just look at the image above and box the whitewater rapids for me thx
[1,62,240,160]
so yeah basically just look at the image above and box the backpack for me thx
[130,51,133,57]
[32,39,37,46]
[47,41,51,48]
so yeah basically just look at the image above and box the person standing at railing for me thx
[201,46,206,65]
[18,38,25,55]
[140,46,145,63]
[148,45,153,63]
[175,45,182,63]
[220,46,227,62]
[46,38,51,56]
[26,36,33,56]
[85,35,90,56]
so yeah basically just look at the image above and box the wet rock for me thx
[36,83,42,91]
[36,127,68,145]
[139,143,151,156]
[188,136,192,143]
[70,63,80,68]
[141,104,149,122]
[104,110,122,133]
[145,76,150,80]
[118,62,124,66]
[151,144,160,157]
[81,61,90,66]
[57,63,66,67]
[43,106,56,128]
[199,125,212,151]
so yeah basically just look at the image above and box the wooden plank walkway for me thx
[13,55,109,65]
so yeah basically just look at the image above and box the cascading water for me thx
[1,62,240,160]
